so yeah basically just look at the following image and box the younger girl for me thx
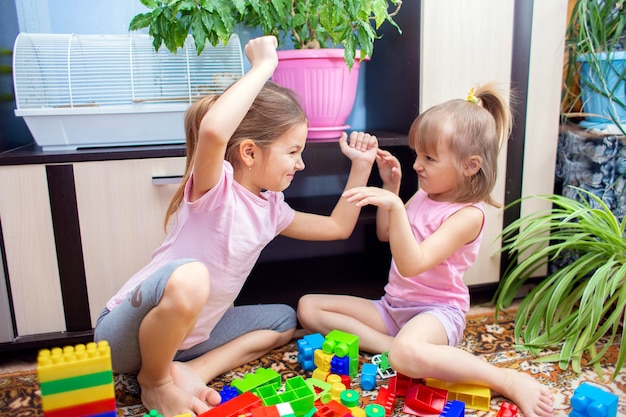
[298,84,554,417]
[94,36,378,417]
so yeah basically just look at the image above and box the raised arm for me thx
[374,149,402,241]
[280,131,378,241]
[190,36,279,201]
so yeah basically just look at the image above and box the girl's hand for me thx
[376,149,402,191]
[343,186,404,212]
[339,131,378,165]
[244,36,279,71]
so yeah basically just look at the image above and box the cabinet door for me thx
[0,165,66,335]
[73,157,185,327]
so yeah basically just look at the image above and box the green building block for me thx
[230,367,281,394]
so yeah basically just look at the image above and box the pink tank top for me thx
[383,189,485,312]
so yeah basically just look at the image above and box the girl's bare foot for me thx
[138,374,211,417]
[500,369,554,417]
[170,361,221,406]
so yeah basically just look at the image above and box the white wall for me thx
[14,0,147,34]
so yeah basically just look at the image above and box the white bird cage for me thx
[13,33,243,151]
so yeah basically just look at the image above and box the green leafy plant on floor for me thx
[129,0,402,68]
[493,187,626,380]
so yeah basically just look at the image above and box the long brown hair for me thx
[408,82,514,207]
[164,81,307,230]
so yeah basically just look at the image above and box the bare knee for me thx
[388,339,430,378]
[162,261,210,317]
[296,294,320,330]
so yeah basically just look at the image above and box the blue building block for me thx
[297,333,325,371]
[330,355,350,376]
[570,382,618,417]
[219,385,239,404]
[441,400,466,417]
[360,363,378,391]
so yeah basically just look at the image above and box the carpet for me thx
[1,310,624,417]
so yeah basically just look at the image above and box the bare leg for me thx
[388,314,554,417]
[136,262,219,417]
[183,327,295,383]
[297,294,393,353]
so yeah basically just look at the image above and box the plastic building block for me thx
[306,378,332,402]
[314,349,334,373]
[251,405,281,417]
[198,391,262,417]
[330,355,350,376]
[37,341,116,417]
[371,352,395,379]
[313,399,352,417]
[339,389,359,407]
[570,382,618,417]
[144,411,163,417]
[276,402,296,416]
[322,330,359,359]
[220,385,240,404]
[312,367,330,382]
[440,400,465,417]
[364,404,386,417]
[394,373,420,397]
[360,363,378,391]
[173,414,193,417]
[253,375,314,416]
[231,367,282,394]
[402,383,447,415]
[322,330,359,377]
[425,378,490,411]
[298,333,326,371]
[374,386,396,417]
[497,401,518,417]
[329,382,346,402]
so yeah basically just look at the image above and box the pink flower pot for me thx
[273,49,367,140]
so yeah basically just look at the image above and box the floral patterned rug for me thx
[1,310,624,416]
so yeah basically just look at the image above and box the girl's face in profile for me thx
[412,129,460,202]
[255,122,308,193]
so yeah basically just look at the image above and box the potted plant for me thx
[561,0,626,134]
[493,187,626,380]
[129,0,403,139]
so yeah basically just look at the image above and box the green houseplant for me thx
[129,0,402,68]
[493,187,626,380]
[129,0,402,139]
[561,0,626,133]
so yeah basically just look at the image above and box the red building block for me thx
[402,383,447,416]
[198,391,262,417]
[313,399,352,417]
[497,401,519,417]
[374,386,396,417]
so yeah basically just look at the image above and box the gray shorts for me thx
[94,259,297,373]
[372,293,466,346]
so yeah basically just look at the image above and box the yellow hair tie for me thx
[466,87,479,104]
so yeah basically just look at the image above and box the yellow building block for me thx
[37,341,112,382]
[312,367,329,382]
[425,378,491,411]
[313,349,333,372]
[41,383,115,411]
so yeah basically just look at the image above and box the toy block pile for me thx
[37,340,116,417]
[35,334,621,417]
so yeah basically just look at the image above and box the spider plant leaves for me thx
[493,186,626,380]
